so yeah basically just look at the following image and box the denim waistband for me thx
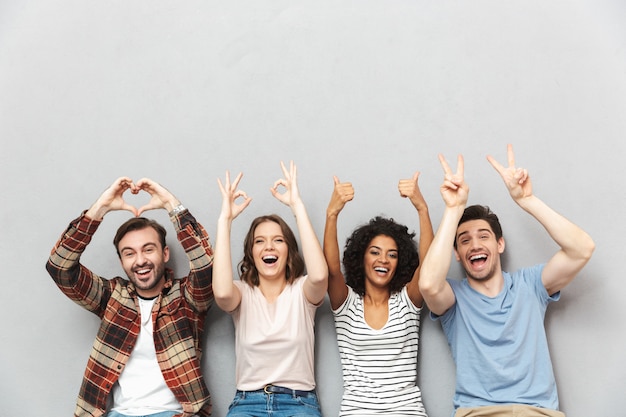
[237,384,316,397]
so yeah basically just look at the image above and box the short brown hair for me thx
[113,217,167,257]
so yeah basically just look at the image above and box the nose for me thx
[135,252,147,265]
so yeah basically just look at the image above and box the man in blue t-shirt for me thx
[419,145,595,417]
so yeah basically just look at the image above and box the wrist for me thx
[168,202,186,216]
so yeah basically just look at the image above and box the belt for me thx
[260,384,313,397]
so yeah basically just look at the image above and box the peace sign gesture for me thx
[487,144,532,202]
[438,153,469,209]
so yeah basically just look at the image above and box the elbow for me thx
[579,235,596,263]
[418,276,439,298]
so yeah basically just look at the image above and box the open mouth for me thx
[469,254,487,267]
[133,265,153,278]
[262,255,278,264]
[374,267,389,274]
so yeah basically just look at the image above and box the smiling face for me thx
[454,219,505,282]
[118,227,170,298]
[363,235,399,292]
[252,220,289,282]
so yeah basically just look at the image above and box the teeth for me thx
[470,255,487,261]
[374,267,389,273]
[262,255,278,264]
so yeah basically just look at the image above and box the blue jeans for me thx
[226,389,322,417]
[107,411,180,417]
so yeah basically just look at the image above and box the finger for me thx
[232,172,244,189]
[438,154,452,175]
[456,155,464,177]
[333,175,340,186]
[486,154,505,174]
[412,171,420,182]
[217,177,226,194]
[290,160,296,179]
[280,161,289,178]
[507,144,515,168]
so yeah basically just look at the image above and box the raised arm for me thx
[323,176,354,310]
[398,171,434,307]
[213,172,252,312]
[134,178,215,312]
[419,155,468,316]
[47,177,144,314]
[272,161,328,305]
[487,144,595,295]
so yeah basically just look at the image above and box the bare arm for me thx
[213,172,252,312]
[419,155,467,316]
[398,171,434,308]
[272,161,328,305]
[487,144,595,295]
[323,176,353,310]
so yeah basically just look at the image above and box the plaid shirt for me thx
[46,210,214,417]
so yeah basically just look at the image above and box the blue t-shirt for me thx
[432,264,561,411]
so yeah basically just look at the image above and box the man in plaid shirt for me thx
[46,177,214,417]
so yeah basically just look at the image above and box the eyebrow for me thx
[456,228,494,239]
[120,242,159,253]
[368,245,398,252]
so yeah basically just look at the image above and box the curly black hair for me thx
[343,216,419,296]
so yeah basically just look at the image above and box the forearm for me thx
[416,205,434,262]
[212,217,241,311]
[46,212,107,313]
[174,210,214,310]
[323,213,343,278]
[419,206,463,294]
[516,195,595,260]
[292,200,328,285]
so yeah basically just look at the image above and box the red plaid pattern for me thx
[46,210,214,417]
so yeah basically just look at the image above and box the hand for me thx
[438,154,469,209]
[86,177,139,219]
[327,176,354,217]
[271,161,301,208]
[487,144,532,202]
[398,171,427,211]
[217,171,252,221]
[134,178,180,216]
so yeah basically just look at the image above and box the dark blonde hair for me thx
[238,214,305,286]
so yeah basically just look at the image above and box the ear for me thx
[163,246,170,263]
[497,237,505,254]
[454,248,461,261]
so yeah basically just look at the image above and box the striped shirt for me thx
[46,210,214,417]
[333,286,427,416]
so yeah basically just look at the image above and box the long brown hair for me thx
[238,214,305,286]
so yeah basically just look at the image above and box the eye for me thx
[369,249,380,256]
[389,252,398,259]
[122,251,134,258]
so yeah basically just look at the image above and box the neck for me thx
[363,285,390,305]
[467,272,504,297]
[258,277,288,303]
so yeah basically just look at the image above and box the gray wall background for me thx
[1,1,624,416]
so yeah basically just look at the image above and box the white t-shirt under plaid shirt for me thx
[333,286,428,416]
